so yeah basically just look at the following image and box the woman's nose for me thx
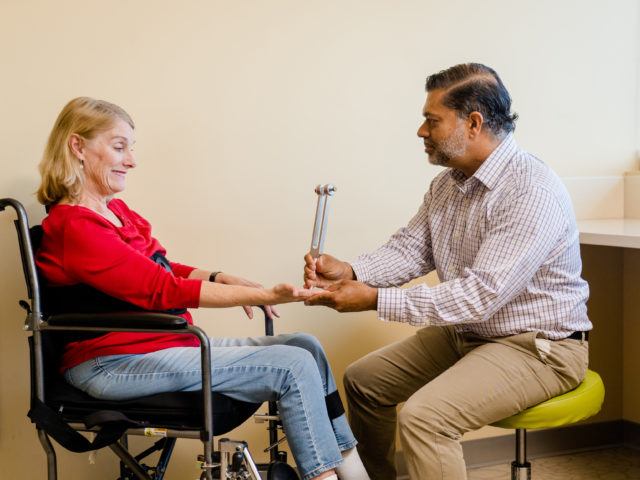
[125,150,137,168]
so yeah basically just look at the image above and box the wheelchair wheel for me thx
[267,460,299,480]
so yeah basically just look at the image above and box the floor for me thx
[466,447,640,480]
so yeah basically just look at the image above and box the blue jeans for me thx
[64,333,357,480]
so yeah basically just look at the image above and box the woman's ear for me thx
[68,134,85,161]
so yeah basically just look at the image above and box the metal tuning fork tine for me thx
[310,184,336,259]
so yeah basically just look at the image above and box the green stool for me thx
[491,370,605,480]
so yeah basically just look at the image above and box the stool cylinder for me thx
[513,428,531,479]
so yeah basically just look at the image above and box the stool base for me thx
[511,461,531,480]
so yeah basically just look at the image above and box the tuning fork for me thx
[309,184,337,258]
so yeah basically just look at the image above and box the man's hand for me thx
[216,272,279,320]
[303,253,355,288]
[304,280,377,312]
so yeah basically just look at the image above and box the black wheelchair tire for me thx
[267,460,300,480]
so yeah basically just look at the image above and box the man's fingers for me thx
[304,253,316,268]
[304,291,335,307]
[304,265,317,280]
[325,281,343,292]
[314,277,334,289]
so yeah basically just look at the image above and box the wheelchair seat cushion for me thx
[46,377,261,435]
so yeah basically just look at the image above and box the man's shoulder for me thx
[500,149,562,196]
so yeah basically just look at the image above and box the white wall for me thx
[0,1,638,478]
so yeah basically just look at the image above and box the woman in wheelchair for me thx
[34,97,369,480]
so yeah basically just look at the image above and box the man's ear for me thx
[467,111,484,138]
[68,134,85,160]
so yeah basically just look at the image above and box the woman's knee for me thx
[283,332,325,357]
[269,344,318,375]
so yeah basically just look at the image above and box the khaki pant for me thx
[344,326,589,480]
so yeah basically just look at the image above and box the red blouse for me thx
[36,199,202,371]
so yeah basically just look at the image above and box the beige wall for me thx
[1,1,639,478]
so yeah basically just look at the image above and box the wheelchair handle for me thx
[0,198,42,323]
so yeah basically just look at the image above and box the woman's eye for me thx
[114,146,124,152]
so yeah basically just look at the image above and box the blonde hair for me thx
[36,97,135,206]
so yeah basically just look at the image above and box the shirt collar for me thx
[469,133,517,190]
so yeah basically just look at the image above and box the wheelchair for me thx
[1,198,301,480]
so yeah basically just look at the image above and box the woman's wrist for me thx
[209,271,222,283]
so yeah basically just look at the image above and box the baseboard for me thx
[395,420,639,478]
[623,419,640,448]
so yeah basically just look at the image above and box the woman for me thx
[35,97,368,480]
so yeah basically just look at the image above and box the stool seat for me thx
[492,369,605,430]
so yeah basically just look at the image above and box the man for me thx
[304,63,591,479]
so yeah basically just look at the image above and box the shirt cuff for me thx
[169,261,197,279]
[183,278,203,308]
[350,260,370,283]
[377,287,405,323]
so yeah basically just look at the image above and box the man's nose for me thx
[417,122,429,138]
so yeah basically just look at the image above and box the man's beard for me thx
[427,124,467,167]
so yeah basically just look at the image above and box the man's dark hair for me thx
[426,63,518,135]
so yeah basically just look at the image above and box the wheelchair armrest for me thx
[46,312,188,330]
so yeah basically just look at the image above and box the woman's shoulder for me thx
[45,203,112,234]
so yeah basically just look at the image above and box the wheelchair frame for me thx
[1,198,296,480]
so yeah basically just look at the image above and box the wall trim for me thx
[395,420,640,478]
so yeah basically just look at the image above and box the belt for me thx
[567,331,589,341]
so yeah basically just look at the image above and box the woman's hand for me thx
[268,284,315,304]
[216,272,279,320]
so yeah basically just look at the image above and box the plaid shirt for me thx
[351,134,591,340]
